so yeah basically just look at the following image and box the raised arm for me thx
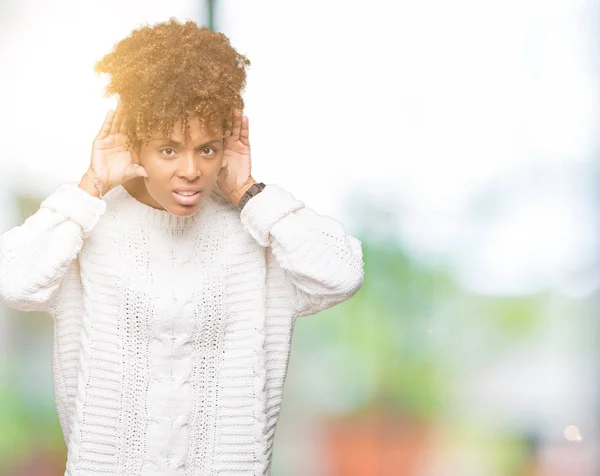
[240,183,364,318]
[0,184,107,313]
[0,98,147,314]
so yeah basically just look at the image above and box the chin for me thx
[167,202,203,216]
[169,207,199,217]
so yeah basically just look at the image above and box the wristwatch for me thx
[238,182,266,210]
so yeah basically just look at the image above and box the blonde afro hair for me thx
[94,17,251,150]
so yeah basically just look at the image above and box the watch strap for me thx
[238,182,266,210]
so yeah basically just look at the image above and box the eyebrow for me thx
[156,138,222,148]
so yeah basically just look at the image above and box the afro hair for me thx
[94,17,251,150]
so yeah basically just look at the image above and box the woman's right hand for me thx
[86,98,148,194]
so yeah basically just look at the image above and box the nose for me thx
[178,154,200,181]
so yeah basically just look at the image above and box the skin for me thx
[123,109,257,215]
[123,116,225,216]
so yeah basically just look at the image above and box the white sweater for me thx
[0,182,364,476]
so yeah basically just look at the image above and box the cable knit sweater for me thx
[0,181,364,476]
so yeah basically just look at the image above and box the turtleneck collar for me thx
[106,184,232,228]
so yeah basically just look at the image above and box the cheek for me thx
[143,164,174,193]
[144,158,174,177]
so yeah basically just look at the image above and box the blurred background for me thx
[1,0,599,474]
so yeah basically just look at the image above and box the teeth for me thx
[176,191,197,196]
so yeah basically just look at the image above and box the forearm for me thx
[239,183,364,317]
[0,182,107,312]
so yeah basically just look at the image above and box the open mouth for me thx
[173,190,202,205]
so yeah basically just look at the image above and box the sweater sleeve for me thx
[239,183,364,318]
[0,183,107,313]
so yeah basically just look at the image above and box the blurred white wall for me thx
[1,0,597,291]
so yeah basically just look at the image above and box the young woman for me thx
[0,18,364,476]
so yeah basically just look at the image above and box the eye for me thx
[160,148,176,157]
[201,147,217,156]
[159,147,217,158]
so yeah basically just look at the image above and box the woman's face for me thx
[127,116,225,216]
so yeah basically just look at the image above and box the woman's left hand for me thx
[217,109,256,206]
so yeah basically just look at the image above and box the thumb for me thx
[122,164,148,183]
[135,165,148,178]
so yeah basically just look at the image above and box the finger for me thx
[122,163,148,183]
[119,111,128,135]
[240,115,250,147]
[110,99,123,135]
[96,109,114,141]
[230,109,242,141]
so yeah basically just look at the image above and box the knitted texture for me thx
[0,181,364,476]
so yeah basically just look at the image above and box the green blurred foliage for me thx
[294,225,548,424]
[0,194,66,473]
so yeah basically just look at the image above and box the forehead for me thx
[150,116,222,144]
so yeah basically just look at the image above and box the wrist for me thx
[229,177,257,207]
[81,169,113,198]
[79,175,101,198]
